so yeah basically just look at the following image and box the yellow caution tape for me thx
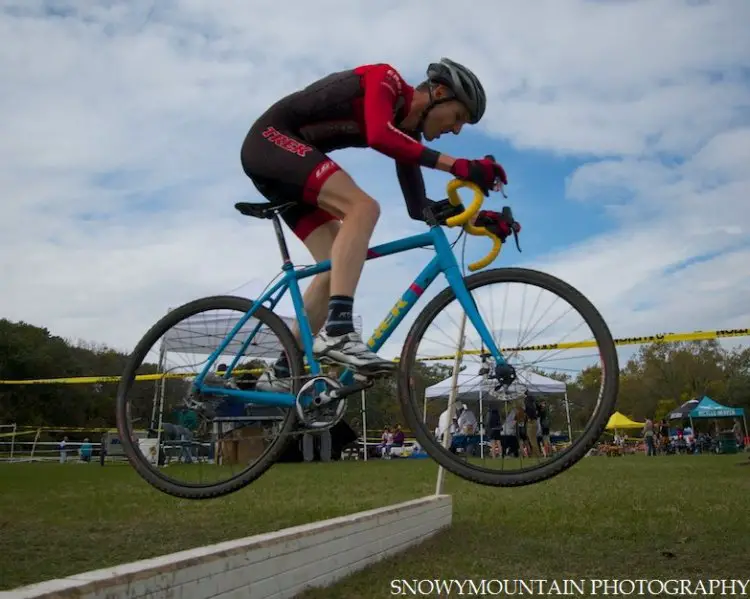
[418,327,750,362]
[0,327,746,384]
[0,429,38,438]
[0,367,266,385]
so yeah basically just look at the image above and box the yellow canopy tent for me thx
[606,411,645,430]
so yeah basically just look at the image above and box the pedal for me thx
[324,378,374,402]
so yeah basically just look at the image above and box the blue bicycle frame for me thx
[194,221,507,408]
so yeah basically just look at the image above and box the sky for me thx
[2,0,750,368]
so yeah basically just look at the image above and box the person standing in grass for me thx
[643,417,656,456]
[487,407,503,458]
[59,436,68,463]
[732,419,744,451]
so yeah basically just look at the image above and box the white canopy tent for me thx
[162,312,363,357]
[425,364,567,400]
[424,361,572,457]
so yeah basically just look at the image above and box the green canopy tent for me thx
[688,396,747,450]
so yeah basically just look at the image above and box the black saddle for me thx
[234,201,295,220]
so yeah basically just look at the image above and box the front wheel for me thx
[398,267,619,487]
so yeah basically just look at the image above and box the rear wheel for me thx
[398,267,619,487]
[116,295,303,499]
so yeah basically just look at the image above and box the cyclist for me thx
[240,58,509,391]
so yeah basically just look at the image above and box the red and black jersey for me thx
[261,63,437,218]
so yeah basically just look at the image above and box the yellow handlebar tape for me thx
[444,179,503,271]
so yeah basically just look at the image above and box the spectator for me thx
[392,424,405,448]
[684,425,693,444]
[501,408,518,457]
[59,436,68,463]
[486,407,503,458]
[523,391,541,458]
[515,404,529,456]
[457,404,477,434]
[657,419,669,454]
[379,426,393,458]
[643,417,656,456]
[436,408,458,439]
[79,438,93,463]
[457,404,478,456]
[537,399,551,457]
[732,419,744,450]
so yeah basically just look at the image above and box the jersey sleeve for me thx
[396,161,429,220]
[360,65,440,168]
[395,128,430,220]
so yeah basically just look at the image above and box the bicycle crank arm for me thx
[316,379,374,404]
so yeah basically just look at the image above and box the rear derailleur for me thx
[182,372,239,420]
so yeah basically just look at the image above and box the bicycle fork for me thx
[433,232,517,388]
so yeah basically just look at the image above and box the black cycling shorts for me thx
[240,116,340,241]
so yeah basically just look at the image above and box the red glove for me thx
[474,210,521,240]
[450,157,508,196]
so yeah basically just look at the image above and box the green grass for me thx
[1,454,749,597]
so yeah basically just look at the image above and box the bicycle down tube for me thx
[197,224,506,407]
[336,225,508,387]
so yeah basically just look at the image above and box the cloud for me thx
[1,0,749,372]
[532,131,750,340]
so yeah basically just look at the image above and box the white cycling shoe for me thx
[312,330,395,375]
[255,367,293,393]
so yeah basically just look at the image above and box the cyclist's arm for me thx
[395,160,429,220]
[361,65,456,171]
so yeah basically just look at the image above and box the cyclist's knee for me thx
[357,195,381,224]
[317,171,380,225]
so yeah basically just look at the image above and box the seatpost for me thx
[271,213,292,265]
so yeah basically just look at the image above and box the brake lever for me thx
[484,154,508,198]
[500,206,522,253]
[513,226,522,253]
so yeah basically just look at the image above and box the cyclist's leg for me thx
[310,170,395,373]
[241,118,391,379]
[274,170,393,372]
[290,219,340,342]
[256,214,339,392]
[315,171,378,302]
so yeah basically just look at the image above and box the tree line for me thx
[1,318,748,435]
[558,340,750,432]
